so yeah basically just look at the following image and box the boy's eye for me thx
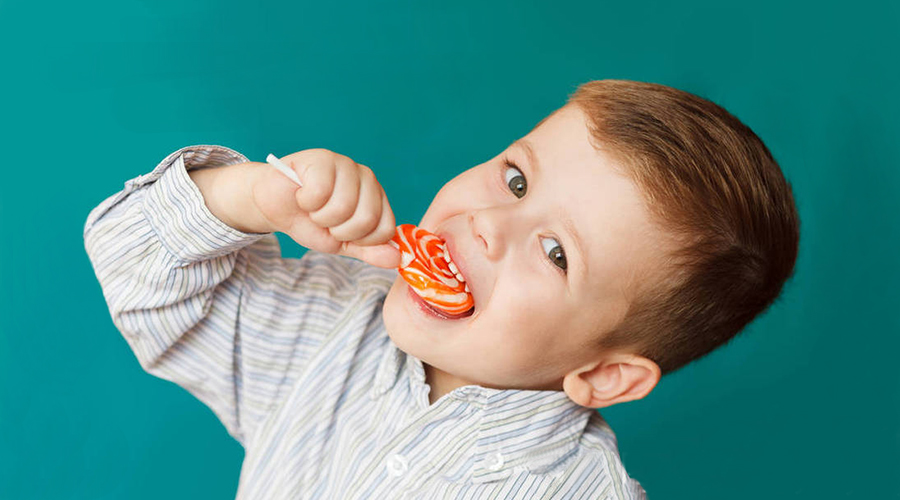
[503,162,527,198]
[502,159,567,275]
[540,236,567,272]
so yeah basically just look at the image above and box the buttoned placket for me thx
[377,405,476,498]
[385,453,409,477]
[368,340,597,490]
[380,447,415,499]
[369,344,446,496]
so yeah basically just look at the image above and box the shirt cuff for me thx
[141,144,269,263]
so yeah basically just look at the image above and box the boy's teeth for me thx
[464,283,469,293]
[441,248,467,284]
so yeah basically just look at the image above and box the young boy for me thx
[84,79,799,499]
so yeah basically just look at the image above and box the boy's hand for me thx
[251,148,401,269]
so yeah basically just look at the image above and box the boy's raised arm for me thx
[83,145,394,447]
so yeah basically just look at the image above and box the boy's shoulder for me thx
[574,412,648,499]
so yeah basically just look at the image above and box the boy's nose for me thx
[469,212,490,254]
[469,206,520,261]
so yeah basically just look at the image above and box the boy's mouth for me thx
[407,284,475,320]
[391,224,475,317]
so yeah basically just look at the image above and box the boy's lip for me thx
[436,231,479,314]
[406,284,474,320]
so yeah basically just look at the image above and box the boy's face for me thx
[382,105,668,395]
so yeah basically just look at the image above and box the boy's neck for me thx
[423,362,471,406]
[422,363,566,405]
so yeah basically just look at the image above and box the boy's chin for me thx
[382,278,440,360]
[381,279,415,348]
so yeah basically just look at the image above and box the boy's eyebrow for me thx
[512,139,589,285]
[515,138,541,175]
[561,214,589,283]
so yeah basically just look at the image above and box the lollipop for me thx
[389,224,474,316]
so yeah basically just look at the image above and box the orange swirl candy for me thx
[389,224,474,315]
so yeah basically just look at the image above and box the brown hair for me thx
[564,79,800,376]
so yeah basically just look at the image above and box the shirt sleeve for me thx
[83,144,376,447]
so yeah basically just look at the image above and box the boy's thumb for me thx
[338,242,401,270]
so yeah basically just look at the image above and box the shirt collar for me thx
[369,338,596,484]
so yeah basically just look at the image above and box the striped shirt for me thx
[83,144,648,499]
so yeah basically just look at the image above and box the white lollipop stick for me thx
[265,153,303,187]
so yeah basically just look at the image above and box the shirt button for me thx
[386,454,409,477]
[484,451,504,471]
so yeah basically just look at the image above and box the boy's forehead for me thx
[526,105,591,149]
[515,106,616,179]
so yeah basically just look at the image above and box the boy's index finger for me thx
[284,148,340,186]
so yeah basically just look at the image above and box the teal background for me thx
[1,0,897,498]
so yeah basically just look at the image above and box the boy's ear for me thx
[562,354,661,409]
